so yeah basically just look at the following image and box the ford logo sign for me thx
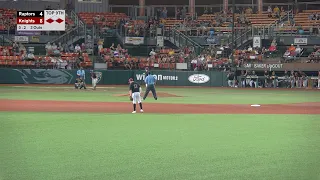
[188,74,210,84]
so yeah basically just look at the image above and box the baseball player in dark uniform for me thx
[75,76,86,89]
[91,70,97,90]
[143,72,157,100]
[129,78,143,113]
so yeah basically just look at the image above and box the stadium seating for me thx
[0,46,92,68]
[78,12,128,28]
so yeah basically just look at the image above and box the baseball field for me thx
[0,84,319,180]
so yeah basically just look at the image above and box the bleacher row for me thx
[78,10,319,33]
[0,8,319,32]
[0,52,92,68]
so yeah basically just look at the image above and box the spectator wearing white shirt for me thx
[75,44,81,53]
[149,49,156,56]
[52,43,57,51]
[27,52,35,60]
[45,42,52,55]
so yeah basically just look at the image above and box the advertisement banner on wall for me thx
[157,36,164,47]
[30,36,40,43]
[294,38,307,45]
[253,36,261,48]
[125,37,144,45]
[243,63,283,69]
[14,36,29,43]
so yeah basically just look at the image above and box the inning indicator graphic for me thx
[16,10,65,31]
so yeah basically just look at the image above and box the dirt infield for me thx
[114,92,183,97]
[0,99,319,114]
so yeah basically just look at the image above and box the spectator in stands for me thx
[181,7,187,20]
[156,8,161,21]
[19,43,26,55]
[20,49,29,60]
[273,6,280,18]
[110,43,115,51]
[116,44,122,52]
[289,17,295,27]
[26,51,35,61]
[280,6,286,17]
[124,58,132,70]
[52,43,57,52]
[288,44,296,52]
[149,49,156,56]
[45,42,52,55]
[311,12,318,20]
[161,8,168,19]
[13,42,20,56]
[2,47,9,56]
[267,6,272,18]
[81,43,86,52]
[76,52,84,67]
[75,44,81,53]
[245,7,253,14]
[53,45,61,57]
[69,44,75,52]
[176,8,181,19]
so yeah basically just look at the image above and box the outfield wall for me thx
[0,69,229,87]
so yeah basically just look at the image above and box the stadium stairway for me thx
[164,28,203,55]
[51,11,86,46]
[0,35,13,46]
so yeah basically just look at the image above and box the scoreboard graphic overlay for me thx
[16,10,65,31]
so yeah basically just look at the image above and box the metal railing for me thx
[227,27,253,49]
[0,35,13,46]
[51,27,84,45]
[50,10,86,45]
[165,28,203,55]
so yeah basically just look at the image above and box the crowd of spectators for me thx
[307,45,320,63]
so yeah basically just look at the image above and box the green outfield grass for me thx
[0,86,319,104]
[0,113,319,180]
[0,86,320,180]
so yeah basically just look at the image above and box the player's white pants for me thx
[92,78,97,87]
[318,79,320,88]
[132,92,142,104]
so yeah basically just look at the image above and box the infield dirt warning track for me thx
[0,100,319,114]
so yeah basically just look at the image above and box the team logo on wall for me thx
[13,69,73,84]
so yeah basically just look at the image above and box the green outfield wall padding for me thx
[0,69,229,87]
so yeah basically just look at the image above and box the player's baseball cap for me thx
[128,78,133,83]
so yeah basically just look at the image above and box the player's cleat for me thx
[140,109,144,113]
[155,97,157,100]
[132,111,136,114]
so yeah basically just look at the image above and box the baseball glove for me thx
[130,96,133,101]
